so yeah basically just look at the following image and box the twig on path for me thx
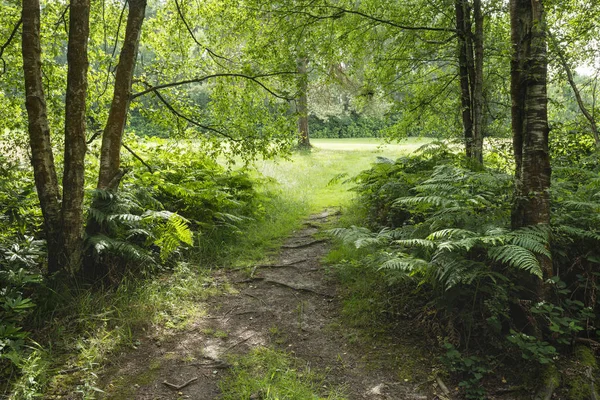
[163,377,198,390]
[225,333,256,352]
[436,376,451,397]
[206,306,238,319]
[243,292,267,305]
[281,239,327,249]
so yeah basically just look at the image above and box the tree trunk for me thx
[472,0,484,164]
[297,57,310,149]
[22,0,62,274]
[61,0,91,274]
[455,0,484,164]
[97,0,147,189]
[455,0,474,159]
[510,0,552,295]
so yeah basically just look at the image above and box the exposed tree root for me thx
[263,279,334,298]
[281,239,327,249]
[163,377,198,390]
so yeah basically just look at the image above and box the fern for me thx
[488,245,542,278]
[150,213,193,261]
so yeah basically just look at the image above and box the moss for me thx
[104,360,161,399]
[566,346,598,400]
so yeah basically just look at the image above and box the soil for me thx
[99,210,438,399]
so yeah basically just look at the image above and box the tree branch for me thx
[272,5,455,33]
[122,142,153,172]
[151,88,243,142]
[0,17,22,75]
[549,30,600,148]
[130,72,296,100]
[173,0,231,65]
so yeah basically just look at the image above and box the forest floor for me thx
[99,208,439,399]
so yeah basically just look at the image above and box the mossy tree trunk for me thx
[22,0,90,275]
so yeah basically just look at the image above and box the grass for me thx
[5,137,426,398]
[219,347,347,400]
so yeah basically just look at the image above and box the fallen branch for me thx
[163,377,198,390]
[436,376,451,397]
[281,239,327,249]
[576,337,600,349]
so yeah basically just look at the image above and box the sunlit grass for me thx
[254,137,431,212]
[220,347,347,400]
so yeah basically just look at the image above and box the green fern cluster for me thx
[131,146,259,232]
[338,143,600,379]
[86,188,193,269]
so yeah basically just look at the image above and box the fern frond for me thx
[562,200,600,211]
[488,245,542,278]
[394,238,436,249]
[427,228,477,240]
[393,196,458,208]
[379,256,429,272]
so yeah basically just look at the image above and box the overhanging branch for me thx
[173,0,231,65]
[130,71,296,100]
[151,88,243,142]
[0,17,22,75]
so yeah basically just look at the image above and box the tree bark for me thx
[98,0,147,189]
[297,57,311,149]
[455,0,484,164]
[472,0,484,163]
[455,0,474,159]
[61,0,90,274]
[510,0,552,294]
[22,0,62,274]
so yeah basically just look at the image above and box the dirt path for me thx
[100,210,431,399]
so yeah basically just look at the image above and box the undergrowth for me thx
[327,141,600,399]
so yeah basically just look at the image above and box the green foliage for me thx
[441,343,491,400]
[309,113,394,138]
[506,331,557,365]
[0,237,43,381]
[334,140,600,396]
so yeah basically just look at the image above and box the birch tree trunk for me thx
[98,0,147,189]
[455,0,484,164]
[22,0,62,274]
[510,0,552,293]
[61,0,90,273]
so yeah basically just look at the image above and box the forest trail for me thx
[99,209,432,399]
